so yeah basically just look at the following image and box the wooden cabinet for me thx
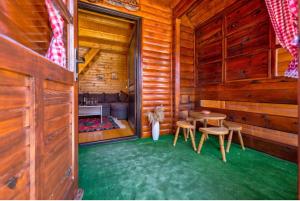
[225,0,271,81]
[195,0,272,84]
[0,36,77,199]
[195,17,223,85]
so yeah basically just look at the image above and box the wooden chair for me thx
[198,127,229,162]
[173,121,197,151]
[224,121,245,152]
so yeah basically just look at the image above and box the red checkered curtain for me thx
[45,0,66,68]
[265,0,298,78]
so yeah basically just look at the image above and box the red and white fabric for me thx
[45,0,66,68]
[265,0,298,78]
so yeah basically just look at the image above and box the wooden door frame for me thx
[77,1,142,138]
[297,1,300,200]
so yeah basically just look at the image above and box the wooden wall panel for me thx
[79,52,128,93]
[276,48,293,76]
[199,106,298,134]
[0,1,51,55]
[196,78,297,104]
[80,0,173,138]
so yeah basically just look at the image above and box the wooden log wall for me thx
[80,0,173,138]
[79,52,128,93]
[192,0,298,162]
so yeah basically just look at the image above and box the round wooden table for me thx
[188,111,227,133]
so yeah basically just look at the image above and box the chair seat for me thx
[186,117,204,122]
[186,117,194,122]
[199,127,229,135]
[224,121,242,130]
[176,121,194,129]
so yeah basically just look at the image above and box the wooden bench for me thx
[224,121,245,152]
[198,127,229,162]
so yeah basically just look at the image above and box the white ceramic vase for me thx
[152,121,160,141]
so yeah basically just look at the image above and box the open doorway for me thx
[77,2,141,144]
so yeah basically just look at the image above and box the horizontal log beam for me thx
[197,107,298,134]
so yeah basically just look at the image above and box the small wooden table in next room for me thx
[79,105,103,124]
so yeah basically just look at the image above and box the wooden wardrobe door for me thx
[0,34,77,199]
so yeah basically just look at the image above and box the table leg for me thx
[193,120,196,136]
[204,119,209,140]
[219,119,224,127]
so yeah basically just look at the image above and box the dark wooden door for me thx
[128,29,137,130]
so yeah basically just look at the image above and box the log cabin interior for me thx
[0,0,299,200]
[77,7,139,143]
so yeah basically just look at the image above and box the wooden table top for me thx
[189,111,226,120]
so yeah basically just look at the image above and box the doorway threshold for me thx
[79,135,139,146]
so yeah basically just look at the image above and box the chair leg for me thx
[173,127,180,146]
[203,120,209,140]
[183,128,187,142]
[193,120,197,137]
[238,130,245,150]
[226,130,233,153]
[219,135,226,162]
[197,132,206,154]
[189,129,197,151]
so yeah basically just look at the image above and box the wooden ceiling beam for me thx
[173,0,198,19]
[79,9,135,24]
[79,41,128,54]
[79,36,128,47]
[181,14,194,29]
[186,0,238,27]
[79,18,131,37]
[78,11,132,29]
[78,48,100,74]
[79,28,130,43]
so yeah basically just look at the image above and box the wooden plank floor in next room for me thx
[79,120,134,143]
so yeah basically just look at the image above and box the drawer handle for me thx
[7,176,18,189]
[65,167,72,178]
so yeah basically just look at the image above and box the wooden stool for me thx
[173,121,197,151]
[224,121,245,152]
[198,127,229,162]
[186,117,204,137]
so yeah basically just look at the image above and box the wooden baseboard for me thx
[231,133,297,163]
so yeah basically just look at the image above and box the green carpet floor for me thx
[79,134,297,200]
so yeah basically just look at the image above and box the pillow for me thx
[79,94,84,105]
[105,93,119,103]
[119,91,128,102]
[97,93,105,103]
